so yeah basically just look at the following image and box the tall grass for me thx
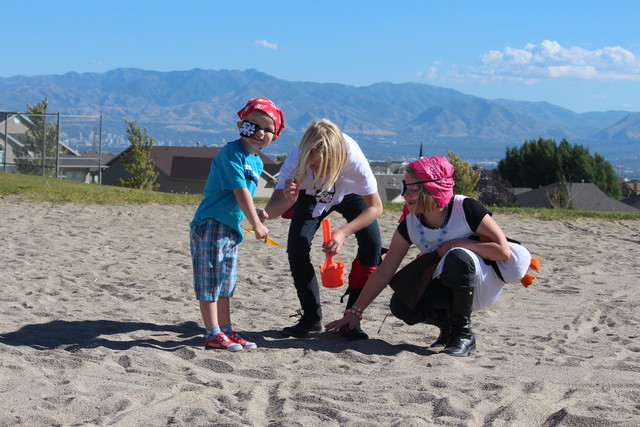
[1,171,638,220]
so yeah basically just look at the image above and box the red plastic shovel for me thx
[319,218,345,288]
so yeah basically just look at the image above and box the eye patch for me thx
[239,120,274,137]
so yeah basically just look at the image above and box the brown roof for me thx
[109,145,280,181]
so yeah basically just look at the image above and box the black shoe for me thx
[282,317,322,338]
[339,323,369,341]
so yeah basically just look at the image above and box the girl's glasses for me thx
[401,177,451,195]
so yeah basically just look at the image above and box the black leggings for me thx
[286,193,382,319]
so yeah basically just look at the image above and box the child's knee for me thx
[389,293,425,325]
[440,249,476,289]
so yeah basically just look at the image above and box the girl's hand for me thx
[437,240,454,257]
[325,314,359,332]
[284,178,299,203]
[256,208,268,223]
[322,228,346,256]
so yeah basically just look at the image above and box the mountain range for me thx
[1,68,638,175]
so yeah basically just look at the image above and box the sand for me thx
[1,196,639,426]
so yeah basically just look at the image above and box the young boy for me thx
[190,97,285,351]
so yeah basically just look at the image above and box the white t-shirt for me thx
[275,133,378,217]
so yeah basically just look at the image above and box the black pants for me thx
[390,248,476,325]
[287,193,382,320]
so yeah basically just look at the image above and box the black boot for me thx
[441,288,476,357]
[422,308,449,348]
[430,324,450,348]
[282,276,322,338]
[339,288,369,341]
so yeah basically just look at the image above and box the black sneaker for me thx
[282,314,322,338]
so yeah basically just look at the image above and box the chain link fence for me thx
[1,112,105,183]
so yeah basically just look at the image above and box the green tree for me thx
[116,121,159,191]
[447,151,479,199]
[496,138,621,199]
[593,153,621,199]
[15,99,59,176]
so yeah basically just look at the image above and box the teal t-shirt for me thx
[190,139,263,242]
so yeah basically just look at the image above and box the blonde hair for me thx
[405,164,440,213]
[294,119,347,192]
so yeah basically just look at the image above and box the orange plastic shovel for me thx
[319,218,345,288]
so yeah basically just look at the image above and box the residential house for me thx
[516,182,640,213]
[374,174,404,203]
[620,179,640,198]
[59,151,115,183]
[101,146,281,196]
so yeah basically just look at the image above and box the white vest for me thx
[406,195,472,255]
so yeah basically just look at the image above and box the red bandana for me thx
[237,98,285,140]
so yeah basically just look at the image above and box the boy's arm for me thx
[233,187,269,240]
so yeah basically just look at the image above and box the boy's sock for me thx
[205,325,222,337]
[221,324,233,334]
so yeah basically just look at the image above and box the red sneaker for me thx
[227,331,257,350]
[205,333,243,352]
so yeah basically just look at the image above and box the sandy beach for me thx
[1,196,639,426]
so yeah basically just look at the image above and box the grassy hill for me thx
[2,172,638,221]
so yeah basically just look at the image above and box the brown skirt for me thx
[388,251,441,310]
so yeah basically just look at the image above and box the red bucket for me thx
[320,256,345,288]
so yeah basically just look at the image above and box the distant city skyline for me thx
[2,1,639,113]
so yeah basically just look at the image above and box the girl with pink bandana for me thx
[325,156,532,357]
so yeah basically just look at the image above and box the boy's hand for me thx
[284,178,299,203]
[253,223,269,241]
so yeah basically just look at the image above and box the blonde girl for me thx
[263,119,383,340]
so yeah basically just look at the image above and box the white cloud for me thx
[253,39,279,50]
[417,61,441,79]
[460,40,640,82]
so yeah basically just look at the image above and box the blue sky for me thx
[2,0,639,113]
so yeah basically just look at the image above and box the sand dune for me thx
[1,196,638,426]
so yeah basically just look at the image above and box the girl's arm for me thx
[324,192,384,256]
[263,178,299,219]
[325,230,411,331]
[437,214,511,261]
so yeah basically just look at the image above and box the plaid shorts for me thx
[190,219,239,301]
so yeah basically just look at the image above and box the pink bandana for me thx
[410,156,455,207]
[237,97,285,140]
[399,156,455,222]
